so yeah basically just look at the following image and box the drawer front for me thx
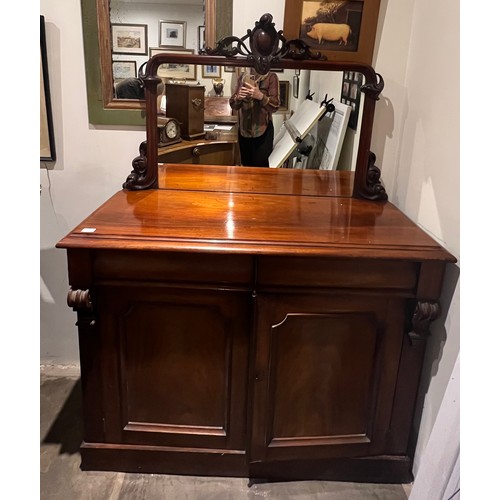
[92,250,253,287]
[257,256,419,292]
[159,142,236,165]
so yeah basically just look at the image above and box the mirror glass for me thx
[110,0,205,101]
[155,63,365,172]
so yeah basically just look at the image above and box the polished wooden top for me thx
[57,171,455,262]
[158,164,355,197]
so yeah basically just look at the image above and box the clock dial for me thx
[158,117,181,146]
[166,120,178,139]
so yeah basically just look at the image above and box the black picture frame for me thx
[279,81,290,111]
[40,15,56,162]
[341,71,363,130]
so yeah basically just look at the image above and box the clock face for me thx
[166,120,179,139]
[158,117,180,145]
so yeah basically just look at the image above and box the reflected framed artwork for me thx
[159,20,186,48]
[341,71,363,130]
[111,23,148,55]
[202,64,221,78]
[112,61,137,81]
[149,48,197,80]
[279,81,290,111]
[283,0,381,64]
[198,26,206,52]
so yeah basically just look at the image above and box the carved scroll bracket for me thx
[407,300,441,344]
[365,152,388,201]
[361,72,384,101]
[67,288,96,328]
[123,141,151,190]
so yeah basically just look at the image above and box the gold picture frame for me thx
[111,23,148,55]
[149,48,197,80]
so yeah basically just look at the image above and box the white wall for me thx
[40,0,460,483]
[372,0,460,476]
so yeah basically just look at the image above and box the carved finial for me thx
[204,13,325,74]
[361,73,384,100]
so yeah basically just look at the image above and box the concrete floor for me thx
[41,373,412,499]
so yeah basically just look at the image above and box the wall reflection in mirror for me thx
[110,0,205,100]
[108,1,363,172]
[156,65,364,172]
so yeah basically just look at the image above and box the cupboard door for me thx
[96,284,251,452]
[250,293,405,462]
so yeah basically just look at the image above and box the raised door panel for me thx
[250,293,405,462]
[96,284,251,452]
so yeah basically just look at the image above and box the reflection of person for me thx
[115,66,165,113]
[115,77,145,99]
[229,69,279,167]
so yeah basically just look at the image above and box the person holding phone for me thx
[230,69,280,167]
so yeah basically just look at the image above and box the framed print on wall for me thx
[111,23,148,55]
[198,26,206,52]
[40,15,56,161]
[202,64,221,78]
[159,20,186,48]
[149,48,197,80]
[112,61,137,81]
[283,0,381,64]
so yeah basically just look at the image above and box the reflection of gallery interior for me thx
[40,1,460,499]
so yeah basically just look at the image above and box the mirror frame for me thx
[123,14,387,201]
[81,0,222,125]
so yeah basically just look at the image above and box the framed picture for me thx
[202,65,221,78]
[112,60,137,81]
[279,81,290,111]
[159,20,186,48]
[341,71,363,129]
[198,26,206,52]
[283,0,381,64]
[224,66,235,73]
[111,23,148,55]
[292,75,300,98]
[149,48,197,80]
[40,15,56,161]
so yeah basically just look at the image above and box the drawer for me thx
[159,142,236,165]
[92,249,253,287]
[257,256,419,292]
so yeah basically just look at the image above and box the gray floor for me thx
[41,374,412,499]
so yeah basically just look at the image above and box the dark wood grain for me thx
[56,184,455,263]
[58,166,455,481]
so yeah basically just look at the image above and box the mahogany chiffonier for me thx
[57,15,456,483]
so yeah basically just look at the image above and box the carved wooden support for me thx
[123,141,152,190]
[67,288,95,328]
[365,152,388,201]
[407,300,441,344]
